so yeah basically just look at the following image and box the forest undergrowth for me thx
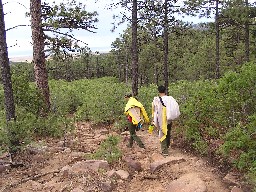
[0,62,255,190]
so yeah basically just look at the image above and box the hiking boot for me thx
[162,153,169,157]
[161,151,169,157]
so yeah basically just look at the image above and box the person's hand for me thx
[148,125,154,134]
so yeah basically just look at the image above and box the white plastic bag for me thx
[166,96,180,120]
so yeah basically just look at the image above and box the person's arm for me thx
[141,105,150,123]
[148,102,155,134]
[151,101,154,123]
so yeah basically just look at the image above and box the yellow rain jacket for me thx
[124,97,150,125]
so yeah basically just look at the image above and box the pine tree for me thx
[0,0,16,121]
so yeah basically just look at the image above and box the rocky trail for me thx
[0,122,248,192]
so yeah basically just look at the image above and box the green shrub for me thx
[138,84,158,114]
[0,111,8,154]
[172,62,255,188]
[90,135,122,164]
[0,107,36,153]
[0,108,74,153]
[50,80,83,115]
[33,114,74,138]
[112,118,130,132]
[217,63,256,127]
[12,73,45,115]
[220,115,256,171]
[75,77,130,124]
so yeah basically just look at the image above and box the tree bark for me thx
[131,0,138,96]
[244,0,250,62]
[0,0,16,121]
[96,51,100,78]
[30,0,50,112]
[154,64,159,85]
[87,56,90,79]
[117,52,122,82]
[215,0,220,79]
[125,49,129,84]
[163,0,169,95]
[153,33,159,85]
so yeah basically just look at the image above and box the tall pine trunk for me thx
[154,65,159,85]
[0,0,19,156]
[125,49,129,84]
[131,0,138,96]
[244,0,250,62]
[117,52,122,82]
[163,0,169,95]
[30,0,50,113]
[215,0,220,79]
[153,34,159,85]
[0,0,16,121]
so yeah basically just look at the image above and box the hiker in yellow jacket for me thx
[124,93,150,148]
[151,85,173,156]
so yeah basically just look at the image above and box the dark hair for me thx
[124,93,133,98]
[158,85,166,93]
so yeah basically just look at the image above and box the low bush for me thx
[74,77,130,124]
[89,135,122,164]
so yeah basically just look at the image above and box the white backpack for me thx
[159,96,180,120]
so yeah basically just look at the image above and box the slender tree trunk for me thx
[0,0,18,156]
[102,66,105,76]
[153,34,159,85]
[131,0,138,96]
[141,74,144,86]
[244,0,250,62]
[125,50,129,84]
[123,62,126,81]
[0,0,16,121]
[163,0,169,95]
[30,0,50,112]
[87,56,90,78]
[154,65,159,85]
[117,54,122,82]
[65,60,70,81]
[215,0,220,79]
[96,53,100,78]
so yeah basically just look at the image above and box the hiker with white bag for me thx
[150,85,180,156]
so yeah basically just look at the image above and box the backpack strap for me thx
[159,97,166,107]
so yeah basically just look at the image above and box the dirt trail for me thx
[0,122,245,192]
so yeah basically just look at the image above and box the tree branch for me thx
[4,11,11,16]
[3,1,27,9]
[43,28,88,45]
[6,25,30,32]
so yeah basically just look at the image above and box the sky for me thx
[7,0,253,58]
[4,0,215,58]
[3,0,255,58]
[3,0,128,58]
